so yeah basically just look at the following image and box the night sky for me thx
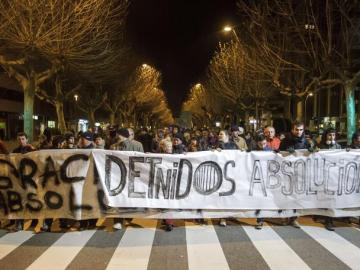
[126,0,238,117]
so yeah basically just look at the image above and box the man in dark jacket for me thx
[279,121,310,228]
[279,121,310,151]
[9,132,35,231]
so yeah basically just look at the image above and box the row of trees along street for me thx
[182,0,359,144]
[0,0,173,141]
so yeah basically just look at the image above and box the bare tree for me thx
[0,0,129,139]
[237,0,360,142]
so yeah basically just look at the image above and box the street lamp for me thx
[223,26,232,32]
[223,25,239,41]
[74,94,78,101]
[304,92,313,126]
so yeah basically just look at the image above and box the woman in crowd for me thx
[216,130,238,226]
[315,128,341,231]
[159,139,176,231]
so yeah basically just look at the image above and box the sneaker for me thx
[40,223,50,232]
[325,221,335,231]
[255,221,263,230]
[113,222,122,230]
[219,219,227,227]
[289,219,301,228]
[165,224,173,232]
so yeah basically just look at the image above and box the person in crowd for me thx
[304,130,316,149]
[111,128,144,230]
[9,132,36,231]
[159,139,176,231]
[351,131,360,149]
[217,129,238,151]
[111,128,143,152]
[279,121,311,228]
[63,132,76,149]
[77,132,97,230]
[137,128,153,152]
[244,131,257,151]
[254,135,272,229]
[37,134,52,150]
[151,129,164,153]
[172,133,187,154]
[105,126,118,149]
[314,128,342,231]
[39,135,66,232]
[264,126,280,151]
[78,131,95,149]
[279,121,311,152]
[172,125,180,137]
[198,129,210,151]
[216,130,238,226]
[182,129,192,147]
[128,128,144,152]
[94,134,105,149]
[13,132,36,154]
[230,125,248,151]
[188,137,199,152]
[207,129,218,149]
[318,128,341,150]
[0,139,9,154]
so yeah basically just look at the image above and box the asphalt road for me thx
[0,217,359,270]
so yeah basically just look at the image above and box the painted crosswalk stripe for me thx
[185,222,229,270]
[66,230,126,270]
[0,232,63,270]
[147,220,188,270]
[26,230,96,270]
[243,225,311,270]
[106,221,157,270]
[302,226,360,270]
[0,231,34,260]
[273,226,350,270]
[214,222,270,270]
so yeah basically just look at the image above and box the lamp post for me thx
[223,25,239,41]
[304,92,313,127]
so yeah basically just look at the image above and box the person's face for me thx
[191,139,197,146]
[128,129,134,140]
[257,139,268,150]
[173,127,178,134]
[18,136,27,147]
[218,131,228,142]
[95,137,103,145]
[173,138,182,146]
[292,125,304,137]
[164,144,172,153]
[264,127,275,139]
[202,130,208,137]
[353,136,360,147]
[68,137,75,144]
[326,132,336,142]
[232,131,240,137]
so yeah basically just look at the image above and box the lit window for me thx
[48,121,55,128]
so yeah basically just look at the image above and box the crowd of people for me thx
[0,121,360,232]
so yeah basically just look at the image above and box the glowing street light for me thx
[223,26,232,32]
[74,94,78,101]
[142,63,149,68]
[195,83,202,88]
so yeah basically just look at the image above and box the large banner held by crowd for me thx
[0,149,359,219]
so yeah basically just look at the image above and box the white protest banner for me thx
[0,149,359,219]
[95,149,360,210]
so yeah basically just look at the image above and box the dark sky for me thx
[126,0,238,117]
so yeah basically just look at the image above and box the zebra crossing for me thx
[0,218,359,270]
